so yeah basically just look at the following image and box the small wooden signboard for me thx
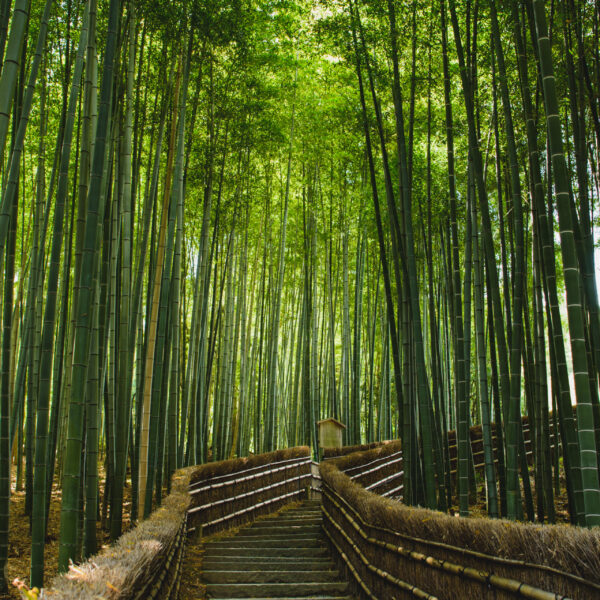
[317,418,346,451]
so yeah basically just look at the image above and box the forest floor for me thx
[3,470,134,600]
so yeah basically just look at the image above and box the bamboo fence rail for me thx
[41,446,312,598]
[321,453,600,600]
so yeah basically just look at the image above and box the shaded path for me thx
[200,500,354,599]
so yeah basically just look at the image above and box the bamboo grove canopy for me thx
[0,0,598,591]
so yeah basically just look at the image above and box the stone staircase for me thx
[201,500,354,599]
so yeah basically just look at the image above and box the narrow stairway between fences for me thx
[42,443,596,599]
[200,499,354,600]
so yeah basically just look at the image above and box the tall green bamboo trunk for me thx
[341,224,351,443]
[0,0,29,206]
[490,0,527,521]
[352,238,364,445]
[472,193,498,517]
[31,0,89,584]
[130,71,170,508]
[139,59,181,517]
[512,3,583,523]
[167,38,189,483]
[265,78,295,451]
[448,0,513,516]
[349,0,404,465]
[532,0,600,526]
[440,0,463,512]
[58,0,120,570]
[110,0,136,541]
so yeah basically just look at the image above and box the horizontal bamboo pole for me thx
[190,457,311,496]
[188,472,311,514]
[364,469,404,490]
[325,522,383,600]
[323,503,438,599]
[322,484,572,600]
[188,486,307,532]
[380,481,404,497]
[189,456,310,492]
[344,450,403,476]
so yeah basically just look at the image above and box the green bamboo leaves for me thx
[0,0,597,582]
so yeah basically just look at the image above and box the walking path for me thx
[200,499,354,599]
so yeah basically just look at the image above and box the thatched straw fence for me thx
[41,467,195,599]
[41,446,312,599]
[323,440,391,459]
[324,415,555,488]
[187,446,312,536]
[321,449,600,600]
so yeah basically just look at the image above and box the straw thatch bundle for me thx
[189,446,312,535]
[321,451,600,599]
[323,440,391,459]
[42,467,195,599]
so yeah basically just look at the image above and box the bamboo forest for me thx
[0,0,599,597]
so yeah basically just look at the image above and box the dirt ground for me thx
[3,473,134,600]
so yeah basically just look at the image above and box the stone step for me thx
[205,537,324,549]
[258,516,321,525]
[236,528,322,538]
[258,515,322,523]
[203,570,341,584]
[271,513,321,521]
[249,521,322,530]
[251,515,323,527]
[200,501,350,600]
[203,547,331,558]
[202,560,336,571]
[205,582,349,598]
[209,597,353,600]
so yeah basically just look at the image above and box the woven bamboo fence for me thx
[323,415,556,493]
[41,467,195,599]
[187,446,312,536]
[320,451,600,600]
[41,446,311,599]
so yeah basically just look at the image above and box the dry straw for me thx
[41,467,195,599]
[321,449,600,599]
[41,446,312,599]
